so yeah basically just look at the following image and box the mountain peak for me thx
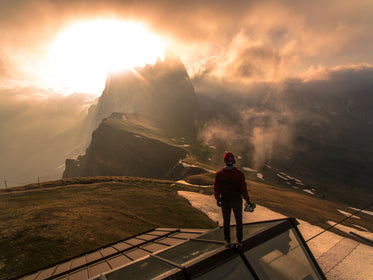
[88,55,199,137]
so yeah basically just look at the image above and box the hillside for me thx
[63,114,188,179]
[195,73,373,208]
[64,110,373,209]
[1,176,372,279]
[179,172,373,242]
[57,58,373,210]
[0,177,216,280]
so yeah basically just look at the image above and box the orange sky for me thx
[1,0,373,187]
[1,0,373,94]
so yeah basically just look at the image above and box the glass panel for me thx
[125,238,145,246]
[137,234,158,241]
[156,240,223,266]
[104,256,181,280]
[147,230,172,236]
[193,255,255,280]
[197,222,274,243]
[245,229,323,280]
[35,267,55,280]
[141,242,169,253]
[107,254,131,269]
[70,256,87,269]
[86,251,103,263]
[89,261,111,278]
[112,242,132,251]
[125,248,150,260]
[69,268,89,280]
[53,261,72,275]
[157,237,186,246]
[100,246,118,257]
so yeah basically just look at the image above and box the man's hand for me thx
[244,202,256,212]
[217,199,222,207]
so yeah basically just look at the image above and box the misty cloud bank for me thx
[1,0,373,87]
[0,0,373,190]
[0,64,372,190]
[196,65,373,173]
[0,87,96,187]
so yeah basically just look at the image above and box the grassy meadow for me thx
[0,177,216,279]
[0,175,372,279]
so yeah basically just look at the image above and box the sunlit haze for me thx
[1,0,373,193]
[48,20,165,93]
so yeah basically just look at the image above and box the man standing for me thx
[214,152,254,248]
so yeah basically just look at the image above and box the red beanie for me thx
[223,152,235,163]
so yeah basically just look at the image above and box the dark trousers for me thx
[221,200,243,243]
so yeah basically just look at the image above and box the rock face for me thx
[84,54,200,138]
[63,116,188,179]
[165,162,209,181]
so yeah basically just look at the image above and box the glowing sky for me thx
[1,0,373,94]
[48,20,165,92]
[1,0,373,187]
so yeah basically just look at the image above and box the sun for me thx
[48,20,165,93]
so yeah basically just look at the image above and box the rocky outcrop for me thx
[165,162,210,181]
[83,54,200,139]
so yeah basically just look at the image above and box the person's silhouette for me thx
[214,152,254,248]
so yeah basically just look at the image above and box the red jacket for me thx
[214,167,250,203]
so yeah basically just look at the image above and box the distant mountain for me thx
[63,114,188,179]
[271,77,373,206]
[63,61,373,207]
[194,68,373,207]
[64,55,202,180]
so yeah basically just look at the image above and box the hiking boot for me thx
[235,242,243,249]
[225,242,233,249]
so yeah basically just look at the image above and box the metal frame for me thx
[174,218,326,280]
[289,218,327,280]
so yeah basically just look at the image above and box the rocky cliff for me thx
[63,115,188,179]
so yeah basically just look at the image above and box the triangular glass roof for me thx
[19,218,326,280]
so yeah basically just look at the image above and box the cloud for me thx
[0,58,7,78]
[223,32,283,82]
[198,114,294,169]
[250,123,293,168]
[0,87,96,186]
[198,87,295,168]
[183,1,373,83]
[197,64,373,169]
[0,88,95,140]
[1,0,373,83]
[234,45,281,78]
[1,0,373,185]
